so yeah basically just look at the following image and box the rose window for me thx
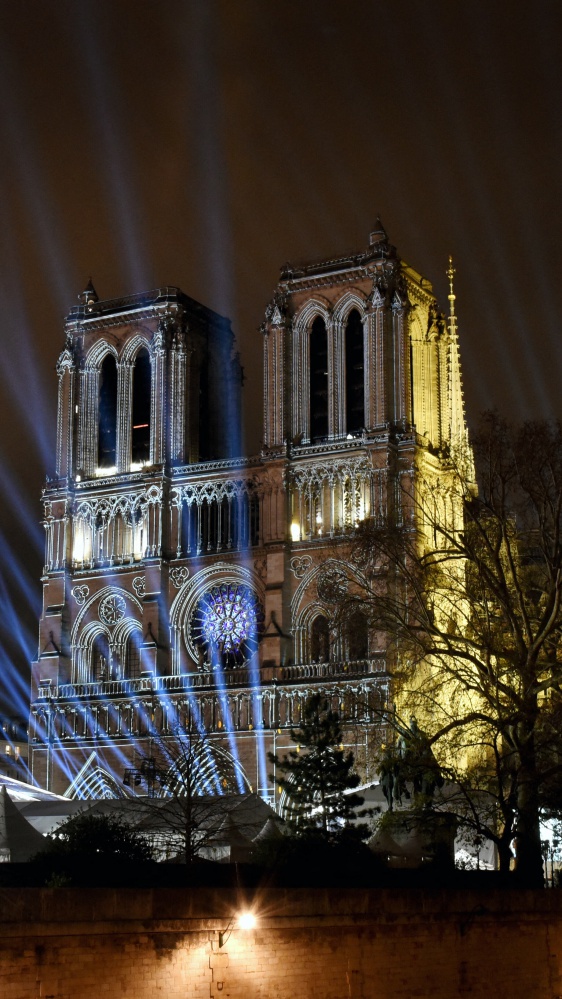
[99,593,126,626]
[191,583,264,667]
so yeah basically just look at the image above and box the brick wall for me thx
[1,887,562,998]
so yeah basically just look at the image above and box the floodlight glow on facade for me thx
[219,911,257,948]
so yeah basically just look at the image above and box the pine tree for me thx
[269,693,369,842]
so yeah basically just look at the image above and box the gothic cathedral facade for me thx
[29,223,469,800]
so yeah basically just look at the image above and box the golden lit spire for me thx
[445,257,473,479]
[447,255,456,328]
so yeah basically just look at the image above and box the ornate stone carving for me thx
[290,555,313,578]
[56,348,75,374]
[132,576,146,598]
[290,455,372,489]
[170,566,190,589]
[99,593,126,626]
[265,291,287,324]
[154,316,172,350]
[75,492,148,525]
[370,282,386,307]
[177,476,259,505]
[72,585,89,605]
[316,565,349,603]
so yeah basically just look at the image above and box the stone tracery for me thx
[289,454,373,540]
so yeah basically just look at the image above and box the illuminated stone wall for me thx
[0,887,560,999]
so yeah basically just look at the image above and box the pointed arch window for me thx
[92,634,111,682]
[309,317,328,441]
[345,309,364,434]
[310,615,330,663]
[124,631,142,679]
[345,609,369,661]
[181,500,197,556]
[98,355,117,468]
[132,348,151,464]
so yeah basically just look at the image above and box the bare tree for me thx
[127,725,250,864]
[334,414,562,886]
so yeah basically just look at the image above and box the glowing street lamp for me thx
[218,911,257,948]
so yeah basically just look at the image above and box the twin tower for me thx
[29,223,469,800]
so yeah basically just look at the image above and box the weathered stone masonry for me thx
[1,888,562,999]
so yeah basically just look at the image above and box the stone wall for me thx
[1,887,561,998]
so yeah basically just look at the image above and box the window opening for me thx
[132,348,151,464]
[92,634,111,682]
[125,633,142,679]
[310,615,330,663]
[98,355,117,467]
[346,610,369,660]
[191,583,265,669]
[310,317,328,440]
[345,309,364,433]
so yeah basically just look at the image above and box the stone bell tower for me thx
[30,284,242,791]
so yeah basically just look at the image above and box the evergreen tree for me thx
[269,693,369,842]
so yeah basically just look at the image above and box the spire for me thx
[78,278,99,309]
[446,256,456,329]
[369,216,388,246]
[446,257,474,478]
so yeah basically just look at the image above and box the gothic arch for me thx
[344,309,366,434]
[309,609,331,664]
[291,558,370,663]
[120,330,154,364]
[331,290,368,325]
[113,618,144,679]
[291,298,332,441]
[96,351,118,468]
[292,297,331,330]
[290,557,368,617]
[174,479,260,557]
[84,338,119,370]
[71,585,143,682]
[131,345,152,465]
[161,740,251,796]
[56,348,74,374]
[71,583,143,634]
[169,561,264,673]
[65,764,127,799]
[76,617,144,683]
[71,494,148,567]
[75,620,112,684]
[112,616,142,647]
[295,600,328,633]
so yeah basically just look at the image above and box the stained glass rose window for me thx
[191,583,264,667]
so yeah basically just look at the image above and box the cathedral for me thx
[29,221,469,802]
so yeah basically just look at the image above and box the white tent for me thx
[0,786,48,861]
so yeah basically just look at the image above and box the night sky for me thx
[0,0,560,718]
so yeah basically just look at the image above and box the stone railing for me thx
[40,657,386,702]
[278,657,385,682]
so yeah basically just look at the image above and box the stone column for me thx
[116,361,133,473]
[55,349,76,478]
